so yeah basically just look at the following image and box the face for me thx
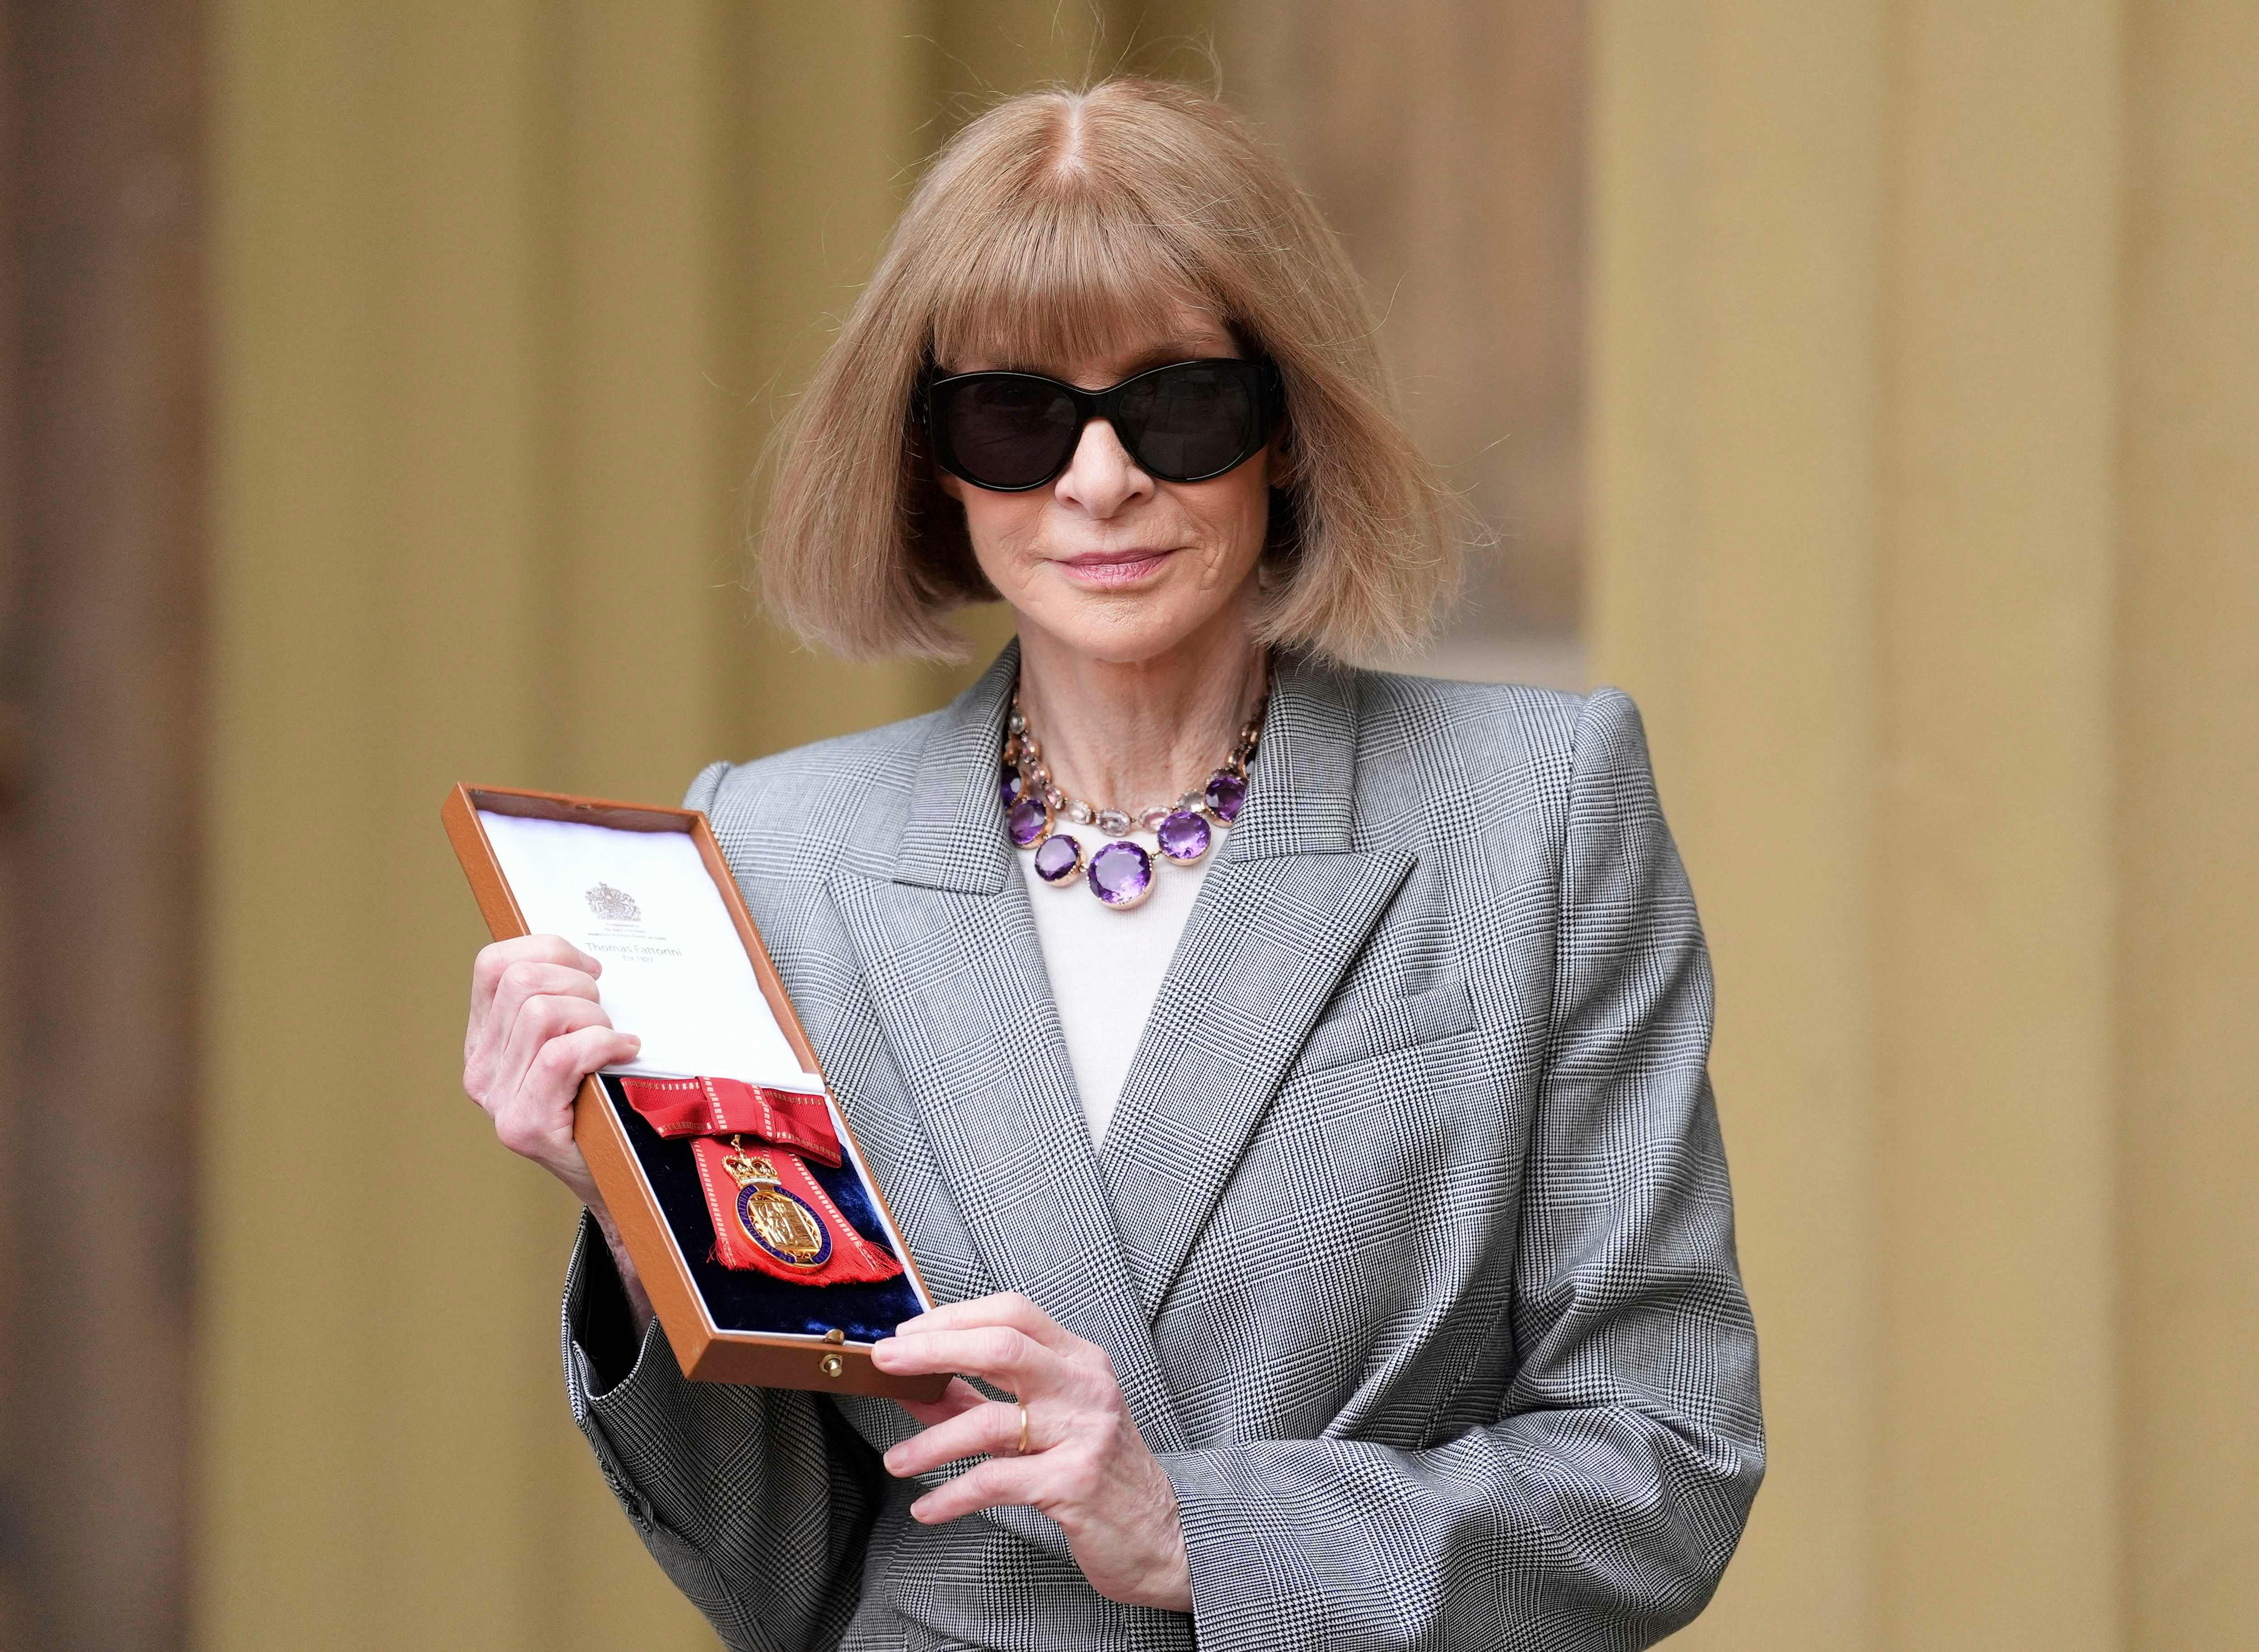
[935,312,1280,668]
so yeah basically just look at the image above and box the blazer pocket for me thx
[1291,977,1479,1077]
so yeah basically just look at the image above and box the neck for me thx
[1013,615,1268,812]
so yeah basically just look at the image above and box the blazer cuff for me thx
[565,1210,651,1395]
[560,1212,693,1516]
[1161,1449,1292,1652]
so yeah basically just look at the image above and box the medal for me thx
[722,1139,833,1269]
[620,1075,907,1286]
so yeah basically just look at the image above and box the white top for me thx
[1017,829,1209,1147]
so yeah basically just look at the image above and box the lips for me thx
[1055,547,1176,587]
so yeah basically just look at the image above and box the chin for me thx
[1031,594,1225,667]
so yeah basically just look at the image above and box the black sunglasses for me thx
[924,357,1282,492]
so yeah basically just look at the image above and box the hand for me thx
[462,936,653,1328]
[463,934,640,1201]
[872,1293,1192,1614]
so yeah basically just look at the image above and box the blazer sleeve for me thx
[561,1220,881,1652]
[1158,688,1765,1651]
[558,759,882,1652]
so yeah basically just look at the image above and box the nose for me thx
[1053,415,1153,517]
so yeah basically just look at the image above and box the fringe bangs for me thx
[927,189,1220,374]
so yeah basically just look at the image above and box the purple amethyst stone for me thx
[1000,762,1022,809]
[1156,807,1211,864]
[1087,841,1153,908]
[1203,769,1248,824]
[1032,832,1083,883]
[1006,796,1050,849]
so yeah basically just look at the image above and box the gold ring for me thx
[1014,1403,1031,1457]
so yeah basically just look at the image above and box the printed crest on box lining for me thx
[584,881,640,922]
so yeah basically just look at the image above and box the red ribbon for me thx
[619,1075,903,1287]
[617,1075,844,1162]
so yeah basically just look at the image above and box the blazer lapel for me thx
[830,645,1190,1453]
[1100,657,1415,1320]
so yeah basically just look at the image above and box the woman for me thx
[463,79,1761,1651]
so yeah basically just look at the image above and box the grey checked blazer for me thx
[559,646,1762,1652]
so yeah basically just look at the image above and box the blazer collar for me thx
[888,640,1361,893]
[890,643,1020,895]
[1217,649,1359,861]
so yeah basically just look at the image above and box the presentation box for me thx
[444,783,943,1401]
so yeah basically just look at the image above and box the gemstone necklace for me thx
[1000,678,1266,911]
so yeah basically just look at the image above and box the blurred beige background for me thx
[0,3,2250,1649]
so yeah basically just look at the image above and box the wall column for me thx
[2115,5,2259,1646]
[1592,5,2132,1648]
[204,6,564,1648]
[1875,8,2123,1646]
[1591,5,1885,1646]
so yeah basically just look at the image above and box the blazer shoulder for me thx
[679,709,952,879]
[1355,668,1589,780]
[1349,671,1675,864]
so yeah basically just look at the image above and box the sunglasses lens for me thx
[1115,363,1259,480]
[942,378,1080,489]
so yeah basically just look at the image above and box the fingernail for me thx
[882,1448,903,1474]
[625,1035,642,1050]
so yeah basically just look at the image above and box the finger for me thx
[492,1023,638,1158]
[884,1398,1031,1479]
[492,994,620,1112]
[483,958,605,1054]
[493,990,609,1089]
[474,960,606,1079]
[471,934,601,1023]
[894,1291,1077,1354]
[527,1020,641,1097]
[869,1324,1063,1394]
[469,954,604,1082]
[908,1454,1055,1526]
[895,1376,987,1430]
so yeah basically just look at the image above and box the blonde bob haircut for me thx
[760,78,1461,664]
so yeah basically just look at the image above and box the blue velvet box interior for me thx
[601,1075,925,1344]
